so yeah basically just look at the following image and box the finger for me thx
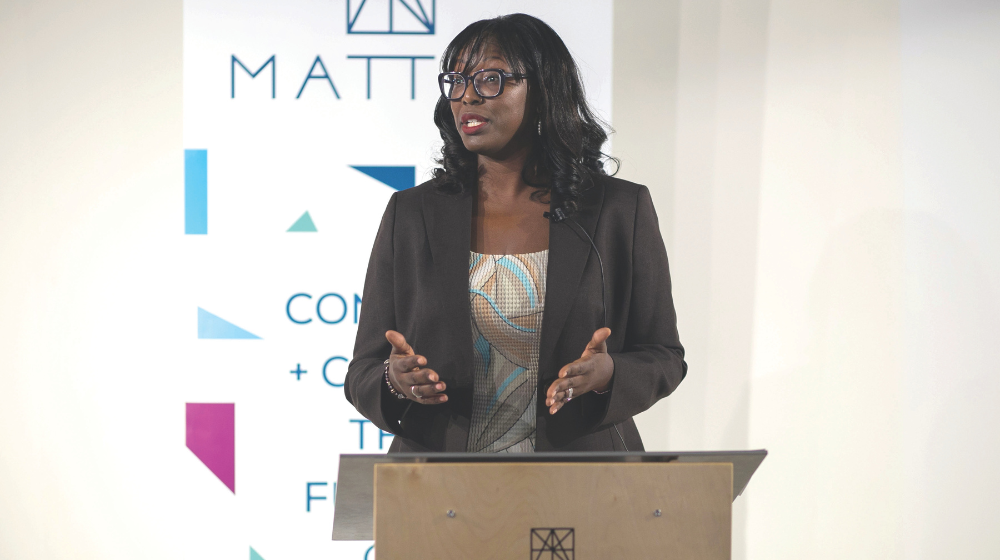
[393,354,426,373]
[547,378,565,398]
[405,367,439,385]
[546,376,581,402]
[547,375,579,397]
[397,369,445,390]
[582,327,611,357]
[546,390,568,407]
[411,382,446,396]
[558,359,588,379]
[545,379,564,401]
[549,399,566,415]
[385,330,413,356]
[409,383,449,403]
[546,376,579,404]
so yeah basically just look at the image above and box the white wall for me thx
[900,1,1000,557]
[0,2,184,559]
[614,0,1000,559]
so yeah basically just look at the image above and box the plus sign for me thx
[290,364,307,380]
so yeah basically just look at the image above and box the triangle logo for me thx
[288,211,317,232]
[351,165,416,191]
[198,308,261,339]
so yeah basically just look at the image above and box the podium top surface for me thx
[331,449,767,541]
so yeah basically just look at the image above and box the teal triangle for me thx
[287,211,317,232]
[350,165,415,191]
[198,308,261,339]
[250,547,265,560]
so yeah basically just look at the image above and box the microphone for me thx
[544,206,605,328]
[542,207,568,223]
[543,206,629,452]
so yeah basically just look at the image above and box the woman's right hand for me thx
[385,330,448,404]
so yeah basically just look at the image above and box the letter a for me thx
[297,56,340,99]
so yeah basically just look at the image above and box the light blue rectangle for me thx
[185,149,207,234]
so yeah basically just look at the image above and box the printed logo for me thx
[530,528,575,560]
[347,0,436,35]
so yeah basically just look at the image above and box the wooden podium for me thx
[333,451,766,560]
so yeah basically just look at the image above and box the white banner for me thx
[182,1,611,558]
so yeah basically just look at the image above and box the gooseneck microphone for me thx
[544,207,629,452]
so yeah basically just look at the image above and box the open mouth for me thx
[460,113,489,134]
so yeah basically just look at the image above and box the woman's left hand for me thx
[545,328,613,414]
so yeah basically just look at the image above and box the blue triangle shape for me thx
[288,211,317,232]
[250,547,265,560]
[351,166,415,191]
[198,308,261,339]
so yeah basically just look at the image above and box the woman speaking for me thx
[344,13,686,453]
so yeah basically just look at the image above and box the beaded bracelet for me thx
[383,359,407,400]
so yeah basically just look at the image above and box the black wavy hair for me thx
[431,13,617,214]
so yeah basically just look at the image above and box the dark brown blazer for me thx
[344,174,687,452]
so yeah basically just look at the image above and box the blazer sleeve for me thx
[344,193,411,435]
[598,185,688,427]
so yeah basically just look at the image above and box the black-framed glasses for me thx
[438,68,528,100]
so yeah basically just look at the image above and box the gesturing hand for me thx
[545,328,613,414]
[385,330,448,404]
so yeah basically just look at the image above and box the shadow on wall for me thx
[750,209,1000,557]
[749,208,906,558]
[903,212,1000,557]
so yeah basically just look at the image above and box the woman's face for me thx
[449,48,532,159]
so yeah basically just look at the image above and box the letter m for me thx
[232,55,275,98]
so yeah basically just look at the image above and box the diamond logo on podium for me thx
[530,528,574,560]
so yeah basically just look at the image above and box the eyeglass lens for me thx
[440,70,504,100]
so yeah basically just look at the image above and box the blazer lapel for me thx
[423,187,473,267]
[422,188,475,389]
[538,182,606,382]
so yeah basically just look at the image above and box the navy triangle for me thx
[351,166,415,190]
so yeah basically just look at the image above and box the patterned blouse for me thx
[467,250,548,453]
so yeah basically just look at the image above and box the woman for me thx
[344,14,686,452]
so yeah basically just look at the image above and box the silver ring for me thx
[566,387,573,401]
[411,385,419,399]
